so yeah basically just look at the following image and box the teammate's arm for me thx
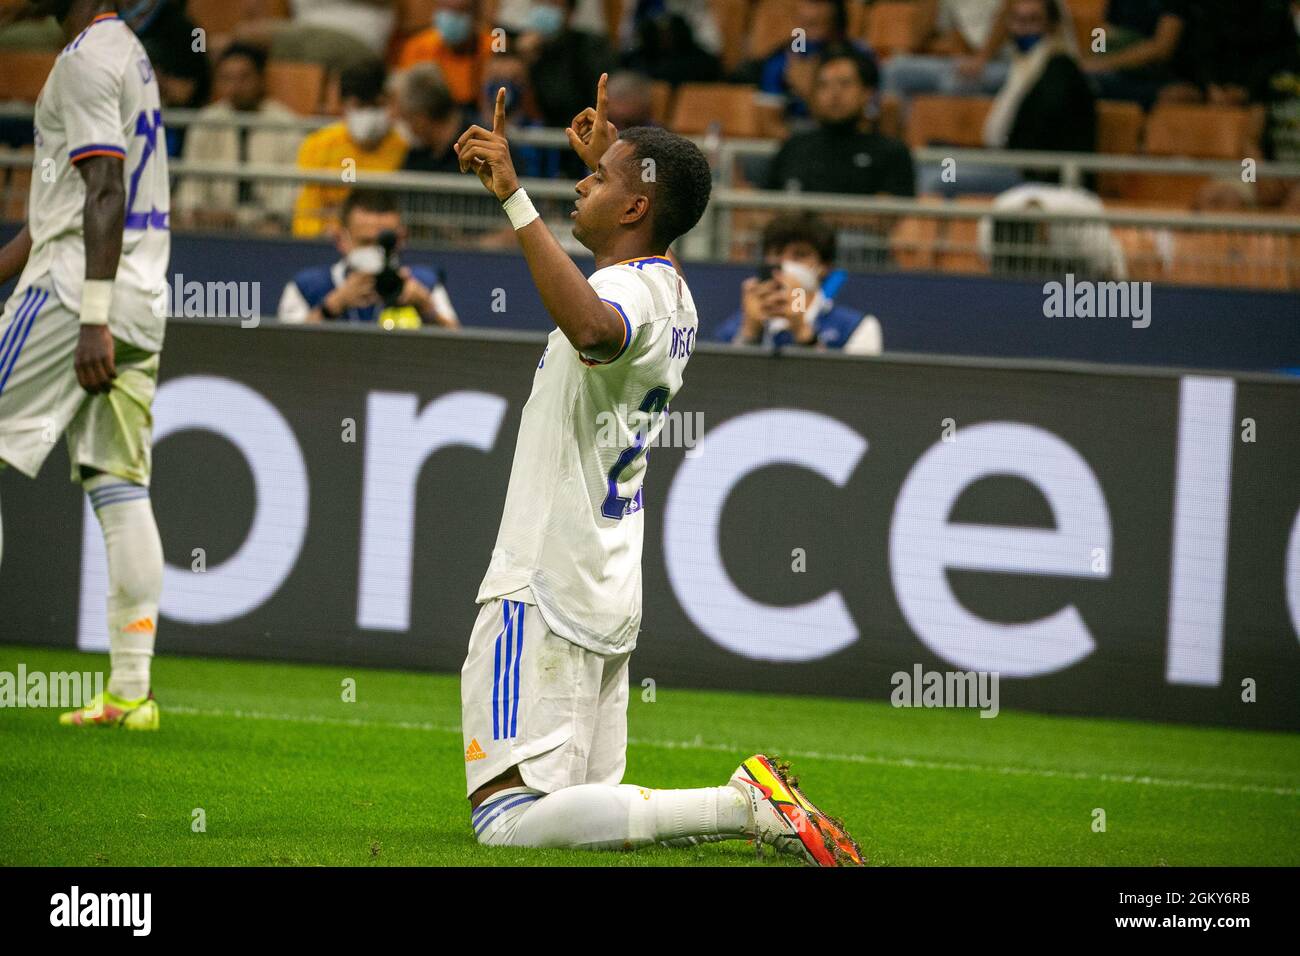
[74,154,125,394]
[0,224,31,286]
[456,89,625,361]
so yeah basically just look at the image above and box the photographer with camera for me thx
[278,189,459,330]
[717,213,881,354]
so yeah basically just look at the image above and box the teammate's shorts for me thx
[461,594,631,798]
[0,279,159,484]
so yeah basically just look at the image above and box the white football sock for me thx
[473,783,751,850]
[85,475,162,701]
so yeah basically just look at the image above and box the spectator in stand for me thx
[882,0,1013,102]
[279,189,459,328]
[953,0,1078,89]
[136,2,211,157]
[396,0,498,109]
[920,0,1095,195]
[396,65,466,173]
[175,43,301,232]
[1077,1,1185,109]
[740,0,873,123]
[235,0,397,73]
[515,0,616,177]
[1154,0,1299,107]
[292,60,407,237]
[603,71,658,130]
[718,213,882,353]
[622,9,722,85]
[765,47,914,196]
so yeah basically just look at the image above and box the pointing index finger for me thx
[595,72,608,126]
[493,86,506,135]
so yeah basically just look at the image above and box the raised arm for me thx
[456,88,624,361]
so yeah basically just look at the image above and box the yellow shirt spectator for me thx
[292,122,407,237]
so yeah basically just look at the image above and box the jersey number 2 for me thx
[125,109,166,230]
[601,386,669,520]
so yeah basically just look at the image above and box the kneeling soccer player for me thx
[0,0,169,730]
[452,77,863,865]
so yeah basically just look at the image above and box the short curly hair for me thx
[617,126,713,251]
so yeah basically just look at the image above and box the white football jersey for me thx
[477,256,699,654]
[20,12,170,353]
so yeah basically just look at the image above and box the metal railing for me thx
[2,130,1298,287]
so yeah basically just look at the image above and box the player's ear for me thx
[620,193,650,229]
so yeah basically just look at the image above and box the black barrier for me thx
[1,319,1297,729]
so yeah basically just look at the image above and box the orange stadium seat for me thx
[905,95,993,148]
[649,80,674,127]
[0,50,57,103]
[1166,232,1292,289]
[1118,105,1258,207]
[669,83,762,137]
[865,2,929,58]
[1067,0,1107,55]
[188,0,254,37]
[1144,105,1256,160]
[1094,100,1145,199]
[749,0,800,59]
[711,0,751,73]
[265,61,327,116]
[397,0,436,39]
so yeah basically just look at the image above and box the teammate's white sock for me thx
[85,475,162,701]
[473,783,751,850]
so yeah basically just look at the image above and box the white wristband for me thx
[502,188,539,231]
[80,279,113,326]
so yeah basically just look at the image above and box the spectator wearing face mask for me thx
[291,59,407,238]
[396,0,498,108]
[516,0,616,177]
[717,213,882,354]
[918,0,1095,196]
[279,189,459,329]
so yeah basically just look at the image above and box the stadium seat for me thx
[905,95,993,148]
[1066,0,1107,55]
[748,0,800,59]
[1094,100,1145,199]
[1095,100,1143,155]
[0,50,57,103]
[266,61,327,116]
[1166,231,1292,289]
[1109,225,1166,281]
[1115,104,1258,207]
[649,80,674,127]
[1144,104,1256,160]
[397,0,437,40]
[936,215,988,274]
[865,2,929,58]
[711,0,751,74]
[189,0,258,37]
[669,83,762,137]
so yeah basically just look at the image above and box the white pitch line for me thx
[167,704,1300,798]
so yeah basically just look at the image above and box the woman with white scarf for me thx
[919,0,1096,196]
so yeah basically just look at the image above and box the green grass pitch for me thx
[1,644,1297,867]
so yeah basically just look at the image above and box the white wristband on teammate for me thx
[502,188,539,231]
[80,279,113,326]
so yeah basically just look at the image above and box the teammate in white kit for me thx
[453,77,864,864]
[0,1,168,729]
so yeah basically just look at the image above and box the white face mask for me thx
[345,107,390,145]
[346,245,385,274]
[779,259,820,292]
